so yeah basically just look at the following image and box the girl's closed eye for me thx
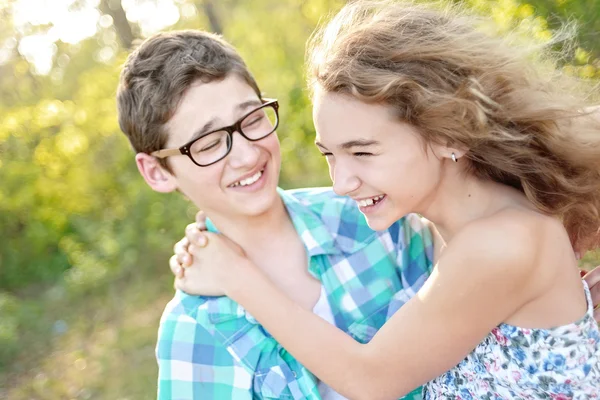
[353,152,375,157]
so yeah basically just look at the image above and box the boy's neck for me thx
[205,195,296,256]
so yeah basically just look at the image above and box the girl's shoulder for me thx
[445,207,566,278]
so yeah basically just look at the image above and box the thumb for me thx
[195,210,208,229]
[583,265,600,288]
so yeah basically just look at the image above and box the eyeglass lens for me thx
[189,105,278,166]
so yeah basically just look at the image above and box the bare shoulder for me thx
[442,208,562,280]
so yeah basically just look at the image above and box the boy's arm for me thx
[156,306,253,400]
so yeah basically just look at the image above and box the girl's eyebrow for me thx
[315,139,380,150]
[339,139,380,150]
[314,141,328,150]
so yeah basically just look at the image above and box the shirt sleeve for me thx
[399,213,435,276]
[386,213,435,318]
[156,307,253,400]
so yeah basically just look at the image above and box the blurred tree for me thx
[462,0,600,79]
[527,0,600,79]
[196,0,223,34]
[99,0,136,48]
[526,0,600,58]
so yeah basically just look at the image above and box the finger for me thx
[175,237,190,253]
[185,223,207,243]
[185,222,201,237]
[169,255,179,275]
[196,210,208,228]
[583,266,600,288]
[169,255,185,278]
[589,276,600,309]
[196,233,208,248]
[174,238,192,266]
[173,237,189,255]
[189,243,203,256]
[187,229,209,248]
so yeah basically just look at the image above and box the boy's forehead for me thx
[185,75,257,107]
[164,75,261,144]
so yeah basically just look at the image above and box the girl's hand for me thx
[169,210,209,279]
[169,211,246,296]
[583,266,600,322]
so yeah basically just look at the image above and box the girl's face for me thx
[313,89,445,230]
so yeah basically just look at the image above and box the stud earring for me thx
[451,152,458,163]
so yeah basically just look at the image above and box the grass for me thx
[0,261,173,400]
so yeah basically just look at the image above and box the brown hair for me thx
[117,30,261,171]
[307,0,600,251]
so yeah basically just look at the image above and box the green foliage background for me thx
[0,0,598,398]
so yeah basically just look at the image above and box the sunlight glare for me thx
[13,0,100,74]
[13,0,180,74]
[122,0,180,36]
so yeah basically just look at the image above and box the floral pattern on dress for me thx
[424,281,600,399]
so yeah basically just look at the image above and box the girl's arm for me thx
[200,218,539,400]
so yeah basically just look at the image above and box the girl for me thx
[175,1,600,398]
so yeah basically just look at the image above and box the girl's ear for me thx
[430,141,469,162]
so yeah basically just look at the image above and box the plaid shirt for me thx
[157,187,434,399]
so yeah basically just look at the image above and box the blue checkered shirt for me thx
[156,187,434,399]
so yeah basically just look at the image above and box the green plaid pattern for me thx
[157,187,434,399]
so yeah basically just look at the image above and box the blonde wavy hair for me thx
[307,0,600,251]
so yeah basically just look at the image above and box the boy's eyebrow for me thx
[237,99,263,112]
[188,99,263,141]
[188,119,218,143]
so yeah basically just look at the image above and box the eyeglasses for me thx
[151,99,279,167]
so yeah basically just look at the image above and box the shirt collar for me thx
[278,187,342,257]
[205,188,343,257]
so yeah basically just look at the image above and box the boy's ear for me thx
[135,153,178,193]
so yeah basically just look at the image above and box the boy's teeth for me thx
[233,170,262,187]
[358,195,384,207]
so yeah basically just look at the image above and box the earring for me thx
[451,152,458,163]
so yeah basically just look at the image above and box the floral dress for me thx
[424,281,600,399]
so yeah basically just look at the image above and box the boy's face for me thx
[142,74,282,220]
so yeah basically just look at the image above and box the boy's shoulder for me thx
[284,186,351,207]
[159,291,251,340]
[282,187,380,251]
[283,186,374,228]
[281,187,432,256]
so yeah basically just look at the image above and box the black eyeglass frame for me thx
[151,98,279,167]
